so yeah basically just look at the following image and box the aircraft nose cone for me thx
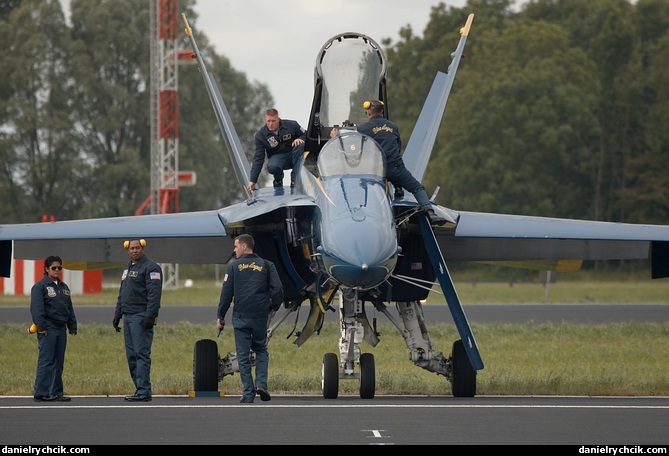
[329,262,392,289]
[321,217,397,289]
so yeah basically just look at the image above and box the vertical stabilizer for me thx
[403,13,474,182]
[182,14,251,199]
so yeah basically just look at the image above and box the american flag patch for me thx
[150,272,161,280]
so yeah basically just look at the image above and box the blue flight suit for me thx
[251,119,306,185]
[30,275,77,399]
[357,114,430,205]
[217,253,283,401]
[114,255,163,397]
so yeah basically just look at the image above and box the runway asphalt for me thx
[1,395,668,445]
[2,303,668,325]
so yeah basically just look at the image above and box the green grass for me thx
[2,321,668,397]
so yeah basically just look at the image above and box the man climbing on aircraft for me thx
[332,100,445,225]
[248,108,305,191]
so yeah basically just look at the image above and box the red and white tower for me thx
[138,0,181,288]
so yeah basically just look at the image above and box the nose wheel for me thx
[321,352,376,399]
[322,353,339,399]
[359,353,375,399]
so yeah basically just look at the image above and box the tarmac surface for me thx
[1,395,668,445]
[2,303,668,325]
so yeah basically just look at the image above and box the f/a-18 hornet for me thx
[2,12,669,399]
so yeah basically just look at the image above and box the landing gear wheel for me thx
[193,339,219,391]
[322,352,339,399]
[359,352,375,399]
[451,339,476,397]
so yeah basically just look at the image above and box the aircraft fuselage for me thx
[303,132,398,290]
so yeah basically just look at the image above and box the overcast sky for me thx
[191,0,473,126]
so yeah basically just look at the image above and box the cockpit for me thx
[305,32,387,157]
[317,132,385,179]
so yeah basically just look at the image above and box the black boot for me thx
[419,205,448,226]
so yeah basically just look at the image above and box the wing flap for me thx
[13,237,233,265]
[474,260,583,273]
[434,210,669,277]
[454,210,669,241]
[0,210,229,270]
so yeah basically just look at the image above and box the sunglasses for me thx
[50,266,63,271]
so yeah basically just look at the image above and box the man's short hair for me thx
[265,108,279,117]
[235,233,255,250]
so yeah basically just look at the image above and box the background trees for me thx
[0,0,272,223]
[387,0,668,225]
[0,0,77,222]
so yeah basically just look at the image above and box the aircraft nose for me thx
[328,262,393,289]
[320,217,398,288]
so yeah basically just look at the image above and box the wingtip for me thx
[181,13,192,36]
[460,13,474,36]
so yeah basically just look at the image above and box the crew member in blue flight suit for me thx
[113,238,163,402]
[248,108,305,191]
[332,100,445,225]
[30,255,78,402]
[216,234,283,403]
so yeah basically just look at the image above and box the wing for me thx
[431,209,669,279]
[1,210,230,268]
[0,189,315,269]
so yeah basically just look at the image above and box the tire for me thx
[193,339,219,391]
[359,352,375,399]
[322,353,339,399]
[451,339,476,397]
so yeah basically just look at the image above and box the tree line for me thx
[1,0,668,229]
[0,0,271,223]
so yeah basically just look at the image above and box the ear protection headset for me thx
[123,239,147,249]
[363,100,384,110]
